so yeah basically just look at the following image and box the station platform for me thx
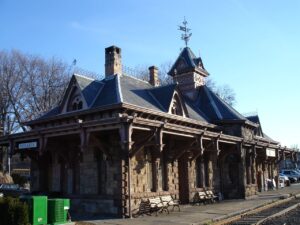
[75,184,300,225]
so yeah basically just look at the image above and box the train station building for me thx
[0,45,295,217]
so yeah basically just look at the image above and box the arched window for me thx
[78,101,83,110]
[67,94,83,112]
[170,95,183,116]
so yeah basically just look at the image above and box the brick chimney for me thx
[105,46,122,77]
[149,66,160,87]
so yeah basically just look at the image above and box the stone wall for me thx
[49,163,60,192]
[71,198,118,216]
[130,148,180,211]
[245,184,257,197]
[80,148,98,194]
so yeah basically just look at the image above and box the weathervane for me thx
[178,17,192,47]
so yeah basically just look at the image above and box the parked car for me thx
[279,173,290,186]
[278,177,285,188]
[280,169,300,183]
[0,184,29,197]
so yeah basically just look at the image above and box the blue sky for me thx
[1,0,299,147]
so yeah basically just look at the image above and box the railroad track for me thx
[214,196,300,225]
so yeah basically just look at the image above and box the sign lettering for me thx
[18,141,38,150]
[266,148,276,157]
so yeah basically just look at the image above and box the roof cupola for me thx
[168,47,209,100]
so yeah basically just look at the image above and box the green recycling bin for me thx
[63,198,70,221]
[20,195,48,225]
[48,198,70,225]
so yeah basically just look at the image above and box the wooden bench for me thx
[149,196,169,216]
[193,191,210,205]
[205,190,218,203]
[132,200,151,217]
[160,195,180,212]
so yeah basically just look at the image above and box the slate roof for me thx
[32,47,254,129]
[75,74,103,107]
[190,85,248,123]
[246,115,277,143]
[35,70,253,129]
[92,75,119,107]
[246,115,260,124]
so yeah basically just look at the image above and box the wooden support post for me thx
[251,146,257,185]
[155,127,164,152]
[129,130,155,158]
[214,138,221,157]
[80,128,90,152]
[8,139,14,156]
[238,142,247,197]
[39,135,48,155]
[191,134,204,161]
[282,150,286,161]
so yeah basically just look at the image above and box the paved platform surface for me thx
[75,184,300,225]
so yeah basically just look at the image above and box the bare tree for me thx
[0,50,72,133]
[290,144,299,151]
[206,78,236,106]
[157,61,173,85]
[0,50,23,134]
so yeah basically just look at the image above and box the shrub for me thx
[0,197,29,225]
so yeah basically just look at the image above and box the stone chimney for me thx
[105,46,122,77]
[149,66,160,87]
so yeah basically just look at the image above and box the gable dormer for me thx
[62,80,88,113]
[66,86,85,112]
[168,90,188,117]
[59,75,92,114]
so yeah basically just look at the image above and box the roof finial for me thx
[178,17,192,47]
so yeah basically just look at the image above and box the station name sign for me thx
[266,148,276,157]
[18,141,38,150]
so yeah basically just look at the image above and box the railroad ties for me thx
[222,197,300,225]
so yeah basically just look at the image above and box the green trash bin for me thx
[63,199,70,222]
[48,198,71,225]
[20,195,48,225]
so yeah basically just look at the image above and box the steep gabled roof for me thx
[262,132,277,143]
[75,74,103,107]
[118,75,162,111]
[92,75,120,107]
[246,114,277,143]
[33,73,210,124]
[195,85,247,123]
[59,74,103,111]
[246,115,260,124]
[148,84,177,111]
[31,70,258,130]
